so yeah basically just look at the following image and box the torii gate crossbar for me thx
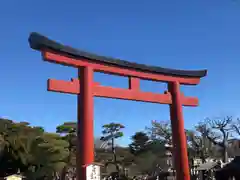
[28,32,207,180]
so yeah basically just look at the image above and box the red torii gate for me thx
[28,32,207,180]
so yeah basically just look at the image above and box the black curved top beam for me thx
[28,32,207,78]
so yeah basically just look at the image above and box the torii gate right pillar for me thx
[169,82,190,180]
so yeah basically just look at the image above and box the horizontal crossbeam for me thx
[47,79,198,106]
[43,51,201,85]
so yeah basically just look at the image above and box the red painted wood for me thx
[168,82,190,180]
[77,67,94,180]
[46,78,99,94]
[42,51,201,85]
[129,77,140,90]
[32,48,206,180]
[47,78,199,106]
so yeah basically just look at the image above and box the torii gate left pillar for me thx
[29,32,207,180]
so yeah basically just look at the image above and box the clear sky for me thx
[0,0,240,145]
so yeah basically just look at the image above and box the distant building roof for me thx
[215,156,240,178]
[218,156,240,171]
[196,161,219,171]
[4,174,24,179]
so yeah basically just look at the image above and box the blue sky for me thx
[0,0,240,145]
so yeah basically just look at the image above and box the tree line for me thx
[1,116,240,179]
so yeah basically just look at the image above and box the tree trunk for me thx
[111,137,119,172]
[60,166,66,180]
[223,138,228,163]
[223,147,228,163]
[200,151,206,164]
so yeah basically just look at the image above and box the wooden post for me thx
[168,81,190,180]
[77,67,94,180]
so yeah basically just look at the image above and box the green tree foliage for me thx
[101,123,125,172]
[56,122,77,180]
[129,131,150,155]
[0,118,69,179]
[102,123,124,138]
[1,116,237,178]
[128,125,169,175]
[25,133,69,179]
[133,151,159,175]
[56,122,77,165]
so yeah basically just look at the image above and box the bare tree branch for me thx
[146,120,172,145]
[231,118,240,135]
[202,116,233,162]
